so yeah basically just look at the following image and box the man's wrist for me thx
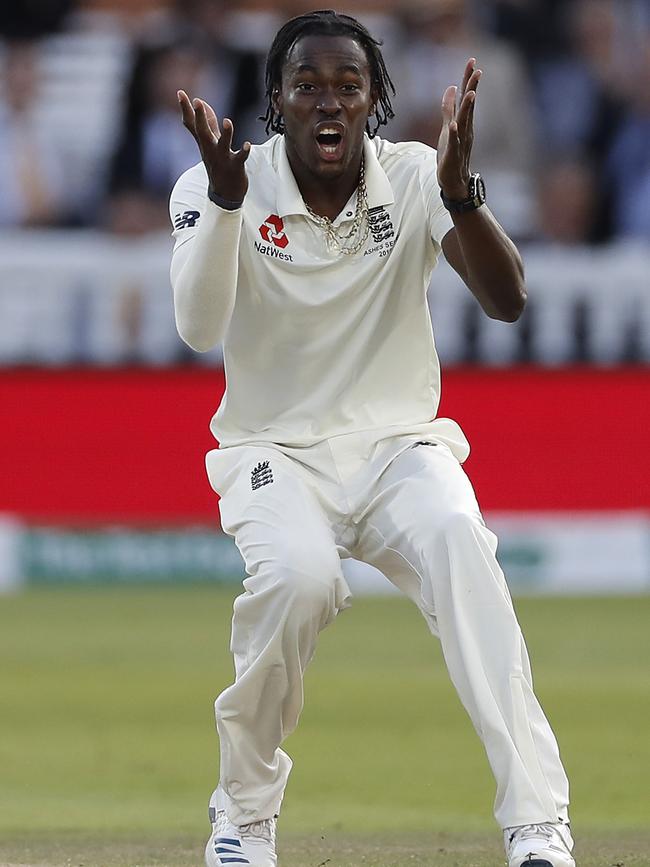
[440,182,470,202]
[207,187,244,211]
[440,173,486,213]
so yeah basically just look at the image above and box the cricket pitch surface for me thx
[1,589,648,866]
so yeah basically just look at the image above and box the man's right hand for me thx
[178,90,250,205]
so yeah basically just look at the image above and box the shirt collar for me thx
[275,134,394,219]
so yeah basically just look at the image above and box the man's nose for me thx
[317,88,341,114]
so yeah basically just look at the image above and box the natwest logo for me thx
[259,214,289,248]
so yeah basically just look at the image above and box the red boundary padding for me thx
[1,367,648,521]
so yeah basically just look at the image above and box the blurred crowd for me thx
[1,0,649,245]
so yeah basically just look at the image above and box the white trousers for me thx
[205,432,570,830]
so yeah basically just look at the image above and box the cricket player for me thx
[170,10,575,867]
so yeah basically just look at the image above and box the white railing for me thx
[0,230,648,366]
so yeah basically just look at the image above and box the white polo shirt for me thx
[170,134,470,461]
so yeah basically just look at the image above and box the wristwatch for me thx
[440,172,486,213]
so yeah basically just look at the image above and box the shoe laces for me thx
[508,822,570,855]
[510,823,555,844]
[238,818,275,843]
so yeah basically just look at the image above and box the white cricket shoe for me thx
[204,806,277,867]
[505,822,575,867]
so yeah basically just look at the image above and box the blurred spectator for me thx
[631,0,650,32]
[536,161,598,246]
[396,0,537,238]
[532,0,627,162]
[0,0,74,39]
[479,0,568,62]
[0,40,68,227]
[108,40,216,230]
[80,0,170,11]
[76,0,172,33]
[105,189,165,236]
[530,0,641,242]
[606,35,650,241]
[104,189,177,364]
[189,0,285,145]
[107,0,271,231]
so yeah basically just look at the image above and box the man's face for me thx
[274,34,376,179]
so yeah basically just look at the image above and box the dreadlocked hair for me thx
[262,9,396,138]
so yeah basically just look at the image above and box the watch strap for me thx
[440,173,485,213]
[208,188,243,211]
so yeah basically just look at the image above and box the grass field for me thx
[0,588,649,867]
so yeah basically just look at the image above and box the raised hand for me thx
[437,59,482,200]
[178,89,251,204]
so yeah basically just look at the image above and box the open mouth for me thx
[315,125,345,160]
[317,130,342,152]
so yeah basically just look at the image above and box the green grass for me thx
[0,589,649,866]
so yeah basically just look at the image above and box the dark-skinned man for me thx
[170,11,574,867]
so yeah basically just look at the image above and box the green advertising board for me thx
[21,527,244,586]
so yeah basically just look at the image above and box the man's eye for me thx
[341,84,361,92]
[297,83,315,92]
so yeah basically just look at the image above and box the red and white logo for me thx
[259,214,289,248]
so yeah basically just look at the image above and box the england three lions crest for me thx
[251,460,274,490]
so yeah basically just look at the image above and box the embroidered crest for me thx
[367,205,395,243]
[251,460,274,490]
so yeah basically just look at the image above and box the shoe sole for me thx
[512,856,575,867]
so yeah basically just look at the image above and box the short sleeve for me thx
[418,148,454,246]
[169,162,209,253]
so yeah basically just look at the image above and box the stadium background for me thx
[1,1,649,866]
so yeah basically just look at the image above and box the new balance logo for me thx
[368,205,395,242]
[174,210,200,229]
[251,461,273,490]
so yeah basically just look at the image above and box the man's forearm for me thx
[448,207,527,322]
[171,200,242,351]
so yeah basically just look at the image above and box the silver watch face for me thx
[469,173,486,204]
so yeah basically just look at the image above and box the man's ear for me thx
[369,87,378,119]
[272,86,282,116]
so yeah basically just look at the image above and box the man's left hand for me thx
[437,59,482,201]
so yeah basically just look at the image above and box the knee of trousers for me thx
[423,510,499,574]
[427,510,509,594]
[239,535,345,633]
[433,510,493,545]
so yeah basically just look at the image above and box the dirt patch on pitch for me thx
[1,831,649,867]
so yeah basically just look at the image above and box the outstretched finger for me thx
[217,117,235,154]
[466,66,482,96]
[468,87,477,126]
[461,57,476,97]
[456,90,476,138]
[441,85,457,126]
[178,90,198,139]
[237,141,252,164]
[193,99,218,148]
[201,99,221,139]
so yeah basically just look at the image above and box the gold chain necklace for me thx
[305,159,370,256]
